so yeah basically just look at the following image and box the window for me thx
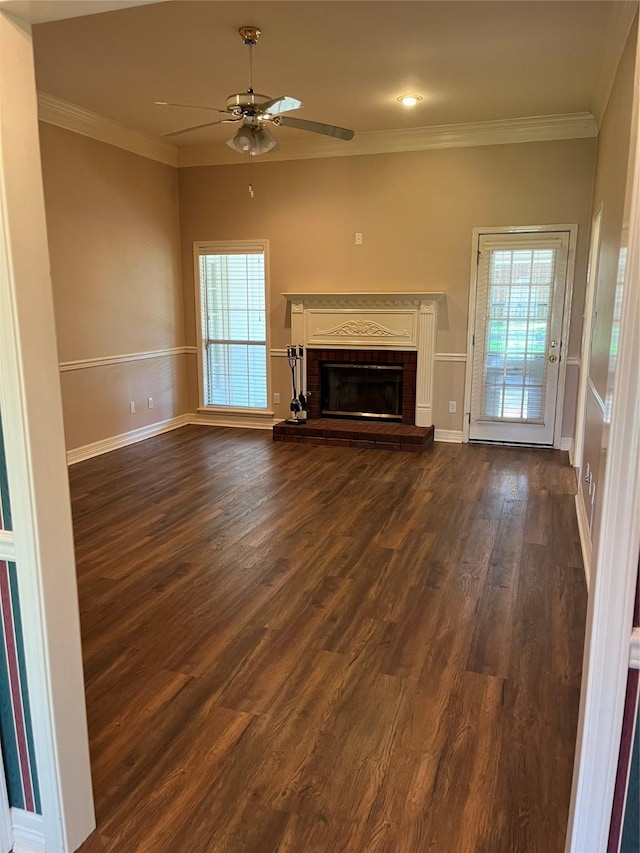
[196,242,268,409]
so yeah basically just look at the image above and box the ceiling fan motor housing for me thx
[226,92,272,117]
[239,26,261,45]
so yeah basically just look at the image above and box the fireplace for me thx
[322,363,403,421]
[307,349,417,425]
[284,290,443,427]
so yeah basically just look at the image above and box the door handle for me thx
[549,354,558,363]
[550,340,559,348]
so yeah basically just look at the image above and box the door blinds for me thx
[471,236,564,425]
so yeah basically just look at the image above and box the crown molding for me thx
[592,0,638,127]
[178,113,598,168]
[36,92,597,169]
[37,92,178,167]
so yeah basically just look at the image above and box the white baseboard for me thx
[191,412,278,430]
[67,418,467,464]
[11,808,45,853]
[434,428,463,443]
[575,490,592,591]
[66,414,190,464]
[66,412,283,465]
[568,438,576,467]
[559,436,573,452]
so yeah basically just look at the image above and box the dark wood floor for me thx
[71,426,587,853]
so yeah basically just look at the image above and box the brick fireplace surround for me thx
[306,348,417,425]
[273,291,442,452]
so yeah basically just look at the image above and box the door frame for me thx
[573,205,603,468]
[566,18,640,847]
[462,223,578,446]
[0,11,95,852]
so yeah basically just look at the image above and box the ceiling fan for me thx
[156,26,355,155]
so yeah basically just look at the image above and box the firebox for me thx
[306,349,417,425]
[321,363,403,421]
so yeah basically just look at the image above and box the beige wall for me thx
[178,139,596,428]
[578,18,637,554]
[39,123,188,449]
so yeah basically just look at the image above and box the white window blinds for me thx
[472,237,563,424]
[198,246,267,409]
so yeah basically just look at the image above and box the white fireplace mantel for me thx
[283,291,444,427]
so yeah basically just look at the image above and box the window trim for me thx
[193,239,272,413]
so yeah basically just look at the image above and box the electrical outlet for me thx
[148,397,154,409]
[448,401,457,414]
[355,232,363,245]
[129,401,136,414]
[274,392,280,404]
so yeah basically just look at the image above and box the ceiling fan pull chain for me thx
[248,152,254,198]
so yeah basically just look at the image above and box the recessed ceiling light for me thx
[397,95,423,107]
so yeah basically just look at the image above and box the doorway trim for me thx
[462,224,578,445]
[573,205,604,468]
[566,21,640,846]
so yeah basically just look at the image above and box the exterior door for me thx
[469,231,569,444]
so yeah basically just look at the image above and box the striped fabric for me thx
[0,560,40,812]
[0,416,12,531]
[0,415,40,812]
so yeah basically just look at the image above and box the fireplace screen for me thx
[321,363,403,421]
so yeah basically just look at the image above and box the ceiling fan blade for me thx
[275,115,354,140]
[162,118,240,138]
[155,101,229,113]
[263,95,303,116]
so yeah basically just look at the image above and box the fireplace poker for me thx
[297,344,307,413]
[286,344,302,424]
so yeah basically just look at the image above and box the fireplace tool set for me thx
[286,344,308,424]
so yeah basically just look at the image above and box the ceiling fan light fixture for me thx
[397,95,423,107]
[251,125,278,155]
[226,124,278,155]
[226,124,255,153]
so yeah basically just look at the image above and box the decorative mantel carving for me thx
[283,291,445,428]
[313,319,408,338]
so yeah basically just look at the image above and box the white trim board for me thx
[37,92,177,167]
[66,412,281,464]
[574,490,592,591]
[566,26,640,846]
[11,808,44,853]
[588,376,607,418]
[435,352,467,363]
[59,346,196,372]
[36,92,598,168]
[66,415,190,464]
[179,113,598,167]
[434,429,463,443]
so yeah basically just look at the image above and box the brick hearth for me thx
[272,418,434,453]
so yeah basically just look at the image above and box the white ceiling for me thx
[22,1,626,158]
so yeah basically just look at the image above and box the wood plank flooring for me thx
[71,426,587,853]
